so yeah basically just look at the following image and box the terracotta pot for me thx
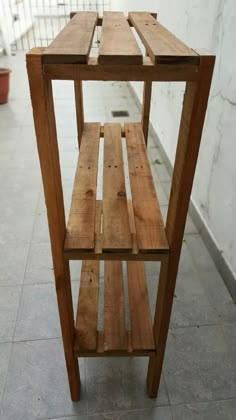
[0,68,11,104]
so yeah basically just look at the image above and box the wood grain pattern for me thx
[98,12,142,65]
[26,48,80,401]
[127,261,155,351]
[64,123,100,251]
[75,331,154,357]
[44,58,199,82]
[102,123,132,251]
[43,12,98,64]
[147,54,215,397]
[104,261,127,350]
[142,80,152,144]
[74,80,84,148]
[70,11,157,26]
[129,12,198,65]
[125,123,168,252]
[75,260,99,351]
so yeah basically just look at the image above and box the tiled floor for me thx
[0,51,236,420]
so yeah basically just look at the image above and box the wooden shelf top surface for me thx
[43,11,199,66]
[63,122,169,261]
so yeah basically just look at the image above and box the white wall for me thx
[112,0,236,277]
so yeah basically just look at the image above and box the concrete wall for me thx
[112,0,236,278]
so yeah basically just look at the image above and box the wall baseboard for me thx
[128,82,236,301]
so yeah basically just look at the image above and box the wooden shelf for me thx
[63,122,169,261]
[27,9,215,400]
[74,260,156,356]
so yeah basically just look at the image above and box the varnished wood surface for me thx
[125,123,168,253]
[43,12,98,64]
[75,260,99,351]
[102,123,132,251]
[104,261,127,350]
[64,123,100,251]
[127,261,155,351]
[129,12,199,65]
[63,122,169,258]
[74,260,156,355]
[98,12,142,65]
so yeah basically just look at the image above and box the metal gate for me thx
[0,0,110,54]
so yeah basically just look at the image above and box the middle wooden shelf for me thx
[63,122,169,261]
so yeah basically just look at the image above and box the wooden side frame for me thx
[146,52,215,397]
[26,48,80,401]
[74,80,84,148]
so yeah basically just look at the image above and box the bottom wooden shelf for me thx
[74,260,156,357]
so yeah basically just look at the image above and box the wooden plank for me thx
[129,12,199,65]
[43,12,98,64]
[44,58,199,82]
[103,123,132,251]
[104,261,127,350]
[125,123,168,252]
[98,12,142,65]
[64,123,100,251]
[127,261,155,351]
[75,260,99,351]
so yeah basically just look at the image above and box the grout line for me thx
[168,322,236,332]
[169,396,236,409]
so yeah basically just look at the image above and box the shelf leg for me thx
[142,80,152,145]
[147,53,215,397]
[26,48,81,401]
[74,80,84,148]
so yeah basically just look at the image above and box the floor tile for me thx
[0,286,21,342]
[0,125,22,141]
[171,268,236,327]
[14,283,60,341]
[0,242,29,286]
[70,260,82,283]
[171,399,236,420]
[86,358,169,414]
[185,235,218,272]
[0,343,12,407]
[0,189,38,243]
[164,324,236,404]
[2,166,41,190]
[31,211,50,243]
[178,242,196,275]
[88,406,173,419]
[0,339,86,420]
[0,99,29,126]
[197,271,236,323]
[0,137,16,155]
[24,242,54,284]
[160,205,199,235]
